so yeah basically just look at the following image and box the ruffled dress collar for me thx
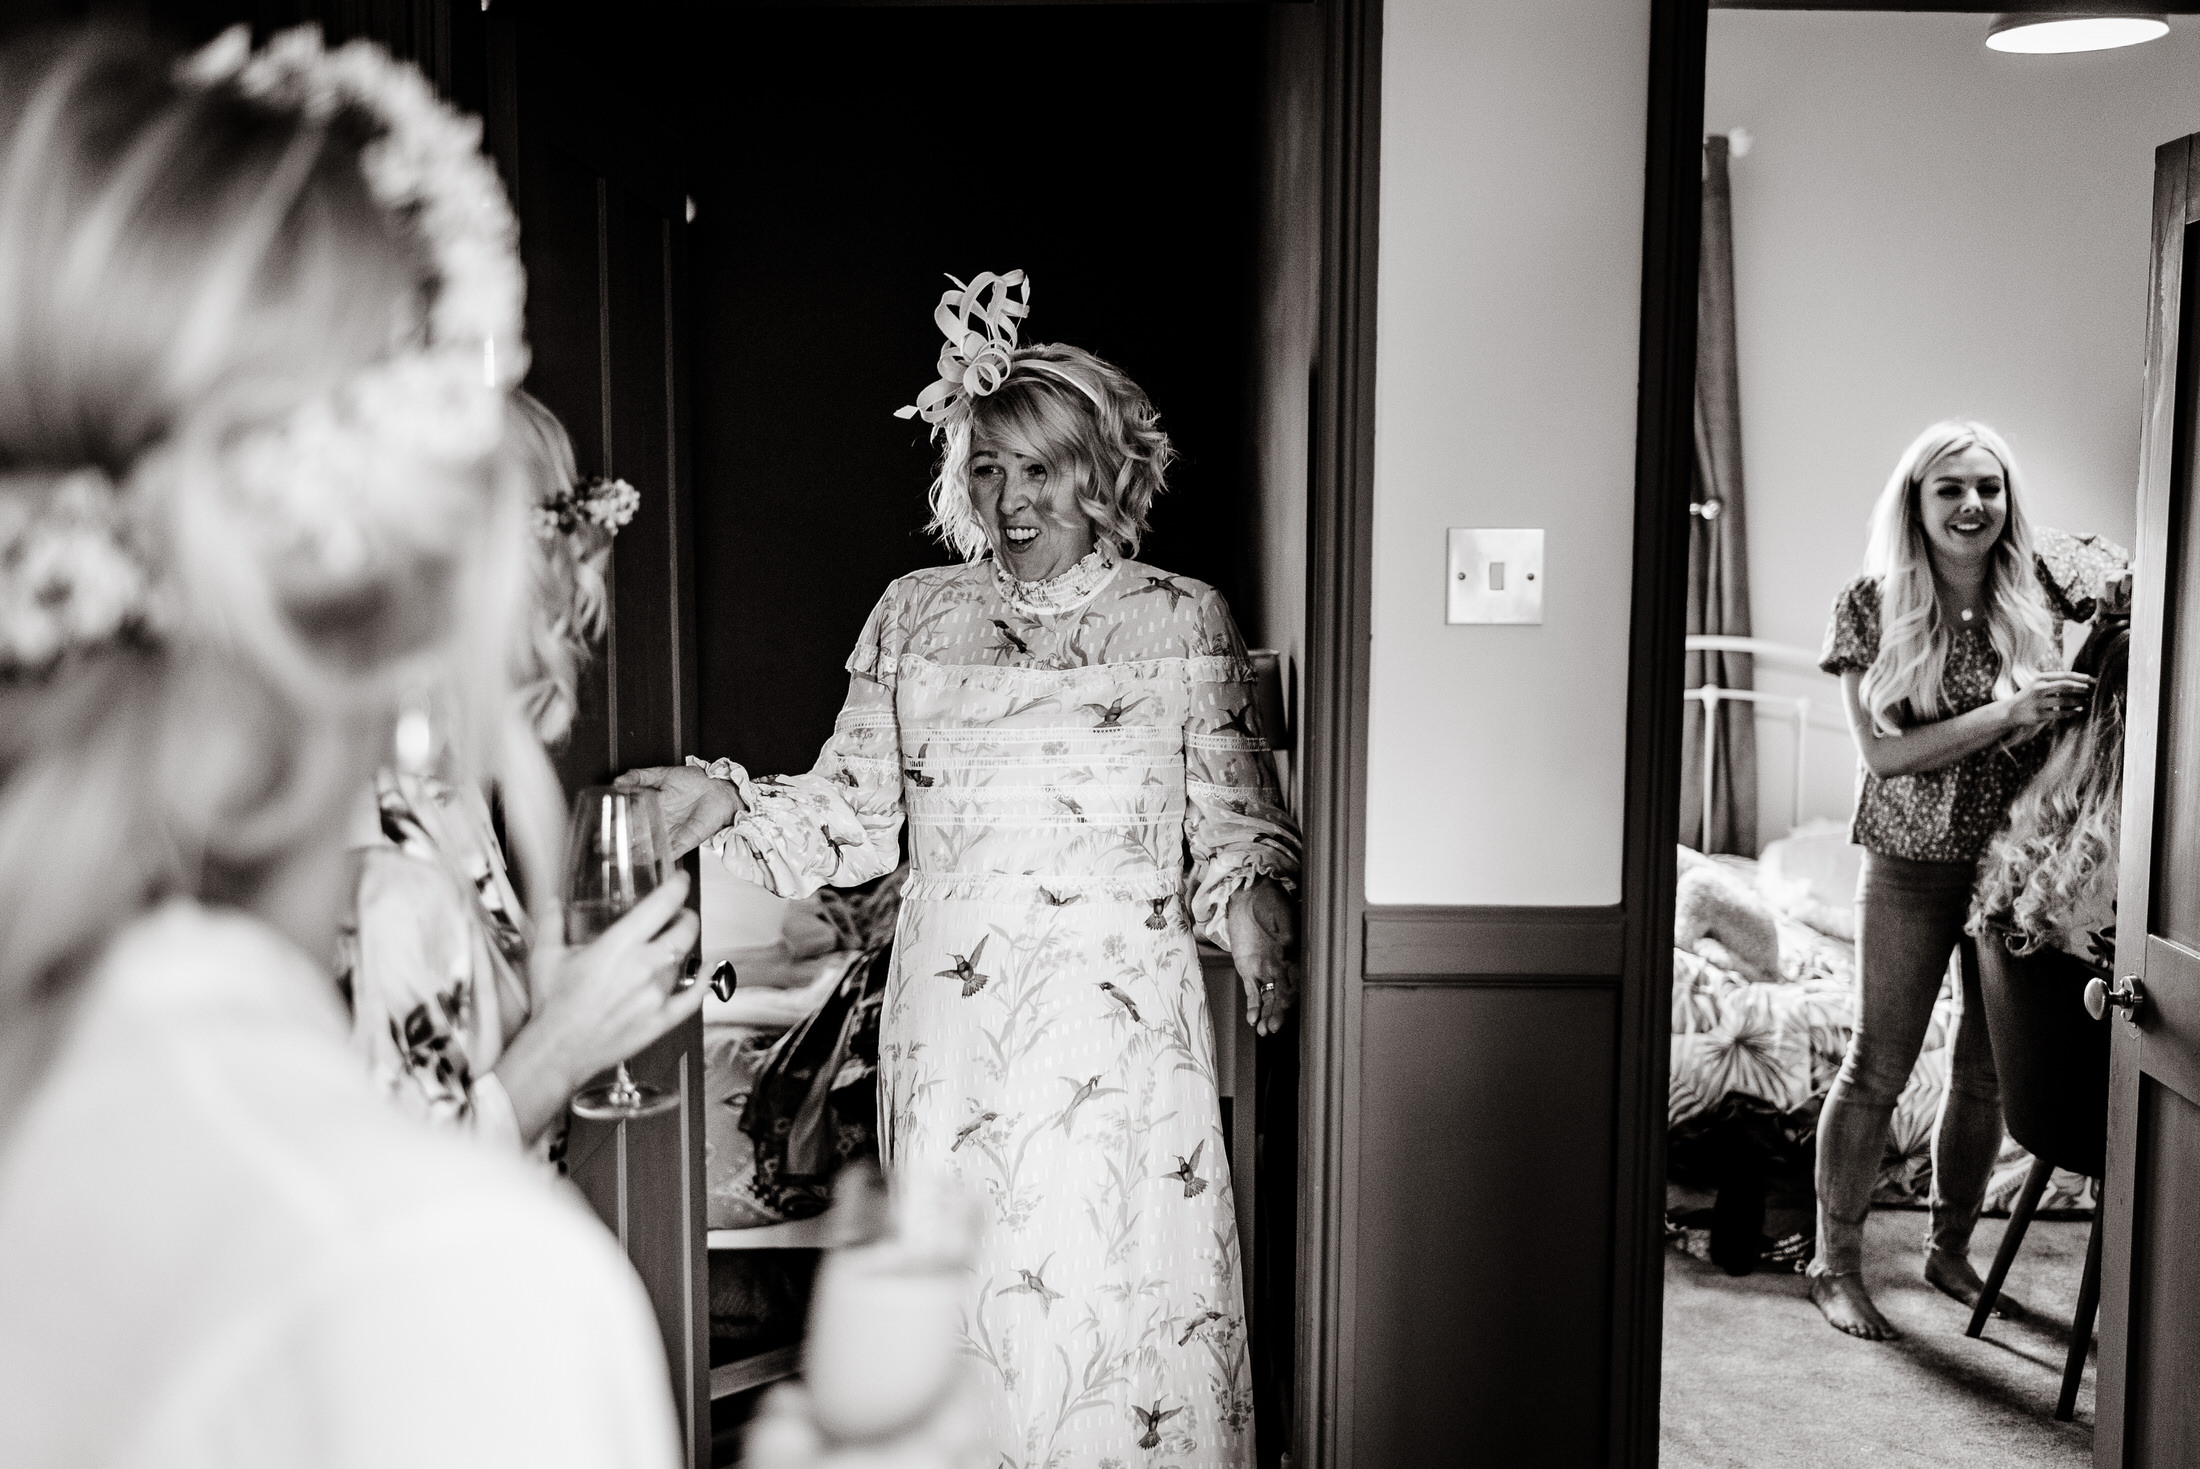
[994,548,1120,617]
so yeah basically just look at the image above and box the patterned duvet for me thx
[1669,856,2094,1215]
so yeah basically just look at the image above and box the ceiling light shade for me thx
[1986,13,2170,52]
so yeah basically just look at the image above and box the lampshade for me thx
[1985,12,2170,52]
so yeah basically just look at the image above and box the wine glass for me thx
[565,785,681,1122]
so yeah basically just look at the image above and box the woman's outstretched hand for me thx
[615,764,744,860]
[1228,876,1299,1037]
[2004,671,2095,732]
[494,871,704,1140]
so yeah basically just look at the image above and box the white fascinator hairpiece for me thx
[895,270,1031,431]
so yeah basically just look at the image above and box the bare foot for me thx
[1810,1272,1900,1340]
[1926,1249,2021,1318]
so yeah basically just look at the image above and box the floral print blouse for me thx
[337,770,539,1151]
[1820,527,2128,864]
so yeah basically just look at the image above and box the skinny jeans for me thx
[1810,851,2002,1277]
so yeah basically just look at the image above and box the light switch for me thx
[1447,528,1544,624]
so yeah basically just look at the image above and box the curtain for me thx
[1681,135,1758,855]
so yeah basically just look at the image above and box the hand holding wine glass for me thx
[562,786,693,1122]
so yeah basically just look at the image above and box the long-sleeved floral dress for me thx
[693,550,1299,1469]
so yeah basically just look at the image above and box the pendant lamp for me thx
[1986,12,2170,52]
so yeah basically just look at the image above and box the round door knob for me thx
[2085,974,2147,1022]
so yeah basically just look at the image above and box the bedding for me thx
[1668,833,2095,1243]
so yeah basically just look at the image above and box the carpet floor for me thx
[1661,1208,2096,1468]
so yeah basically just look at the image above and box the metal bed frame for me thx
[1683,635,1849,841]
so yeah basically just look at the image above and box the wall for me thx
[1704,12,2200,841]
[1365,0,1651,906]
[1349,1,1652,1461]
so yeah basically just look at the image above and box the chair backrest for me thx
[1973,938,2110,1178]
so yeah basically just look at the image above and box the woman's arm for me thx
[619,670,905,901]
[1184,590,1304,1036]
[1841,667,2093,778]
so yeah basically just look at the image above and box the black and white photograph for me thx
[0,2,2192,1467]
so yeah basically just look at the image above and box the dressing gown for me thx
[695,550,1299,1469]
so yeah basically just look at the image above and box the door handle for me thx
[2084,974,2148,1024]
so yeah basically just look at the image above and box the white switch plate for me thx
[1447,528,1544,625]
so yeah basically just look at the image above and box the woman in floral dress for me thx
[341,390,703,1155]
[626,275,1300,1468]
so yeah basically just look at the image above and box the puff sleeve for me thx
[1183,586,1302,948]
[1819,575,1881,677]
[690,585,907,900]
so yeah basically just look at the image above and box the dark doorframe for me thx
[1296,0,1380,1463]
[1614,0,1708,1463]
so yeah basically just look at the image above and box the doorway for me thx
[1640,5,2200,1466]
[555,4,1323,1462]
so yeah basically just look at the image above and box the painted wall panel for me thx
[1353,984,1619,1465]
[1366,0,1652,905]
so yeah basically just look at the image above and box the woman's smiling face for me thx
[1917,444,2009,570]
[969,436,1096,582]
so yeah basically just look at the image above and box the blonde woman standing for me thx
[0,28,977,1469]
[0,25,686,1465]
[1811,421,2102,1340]
[339,391,703,1158]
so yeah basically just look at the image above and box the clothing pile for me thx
[703,865,905,1231]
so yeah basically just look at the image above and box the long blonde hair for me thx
[0,32,532,1057]
[1859,420,2056,736]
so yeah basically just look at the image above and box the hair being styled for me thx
[1858,420,2057,736]
[1969,616,2130,961]
[0,31,529,1043]
[506,391,607,747]
[924,343,1174,563]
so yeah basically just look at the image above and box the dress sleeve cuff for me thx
[685,755,760,856]
[1194,857,1300,949]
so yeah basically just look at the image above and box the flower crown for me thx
[1,27,526,678]
[534,476,639,541]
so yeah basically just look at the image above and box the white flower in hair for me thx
[896,270,1031,431]
[0,473,165,677]
[535,477,640,541]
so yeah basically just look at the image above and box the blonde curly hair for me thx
[505,391,608,746]
[1969,619,2129,962]
[924,343,1174,562]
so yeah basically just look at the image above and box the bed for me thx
[1671,637,2097,1268]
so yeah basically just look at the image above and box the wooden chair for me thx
[1965,938,2112,1422]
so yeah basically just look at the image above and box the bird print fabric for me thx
[693,552,1299,1468]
